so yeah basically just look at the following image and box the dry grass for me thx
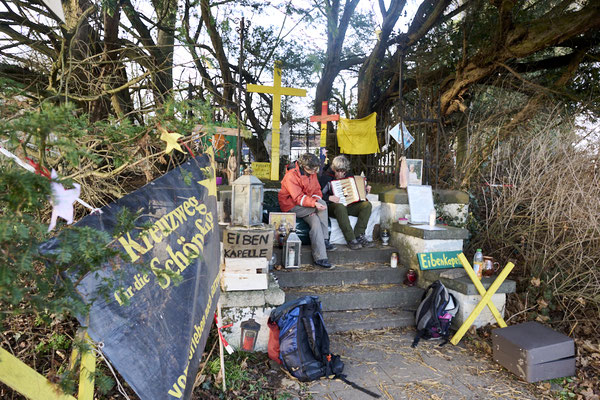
[465,113,600,335]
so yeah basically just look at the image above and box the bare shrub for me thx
[468,112,600,332]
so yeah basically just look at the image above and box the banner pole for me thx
[217,300,227,393]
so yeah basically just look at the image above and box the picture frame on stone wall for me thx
[406,159,423,185]
[269,212,296,244]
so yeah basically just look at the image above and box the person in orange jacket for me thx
[279,153,335,269]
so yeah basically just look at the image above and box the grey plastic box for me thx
[492,321,575,382]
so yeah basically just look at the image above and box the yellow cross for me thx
[247,61,306,180]
[450,253,514,345]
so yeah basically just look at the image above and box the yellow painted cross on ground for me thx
[247,61,306,180]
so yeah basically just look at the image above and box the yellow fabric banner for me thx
[337,112,379,154]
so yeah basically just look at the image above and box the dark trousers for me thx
[328,201,372,242]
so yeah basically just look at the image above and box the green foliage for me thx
[94,370,116,395]
[0,101,147,327]
[35,332,71,354]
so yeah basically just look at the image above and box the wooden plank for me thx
[68,330,96,400]
[0,347,77,400]
[450,261,514,345]
[224,258,268,273]
[221,273,268,291]
[78,333,95,400]
[193,124,251,138]
[457,253,506,327]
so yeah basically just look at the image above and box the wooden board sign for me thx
[222,258,269,291]
[417,250,462,270]
[223,226,273,261]
[251,162,271,180]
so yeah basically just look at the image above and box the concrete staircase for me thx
[273,245,424,333]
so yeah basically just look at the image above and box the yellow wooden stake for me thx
[457,253,507,327]
[450,256,514,346]
[247,61,306,180]
[0,347,77,400]
[77,333,96,400]
[0,329,96,400]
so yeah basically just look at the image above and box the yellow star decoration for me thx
[198,170,217,198]
[198,147,217,197]
[158,124,184,154]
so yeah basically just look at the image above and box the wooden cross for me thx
[310,101,340,148]
[450,253,514,345]
[247,61,306,180]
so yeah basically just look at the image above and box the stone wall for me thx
[219,274,285,352]
[379,188,469,229]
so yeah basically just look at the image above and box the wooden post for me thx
[217,300,227,393]
[0,347,77,400]
[68,331,96,400]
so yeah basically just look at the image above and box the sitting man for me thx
[279,153,336,269]
[319,155,374,250]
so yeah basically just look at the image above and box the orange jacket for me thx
[278,162,323,212]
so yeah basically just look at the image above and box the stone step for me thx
[274,244,397,265]
[273,263,407,288]
[283,283,423,312]
[323,308,415,333]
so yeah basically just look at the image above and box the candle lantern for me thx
[240,317,261,352]
[277,221,288,248]
[381,229,390,246]
[231,174,264,226]
[285,230,301,268]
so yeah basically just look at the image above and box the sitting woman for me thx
[278,153,336,269]
[319,155,374,250]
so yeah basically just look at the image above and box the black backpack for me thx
[412,280,458,347]
[270,296,380,398]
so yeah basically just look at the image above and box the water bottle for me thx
[473,249,484,280]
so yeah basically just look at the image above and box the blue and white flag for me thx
[389,122,415,149]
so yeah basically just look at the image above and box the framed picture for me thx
[406,159,423,185]
[268,212,296,245]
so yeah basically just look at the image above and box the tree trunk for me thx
[313,0,361,114]
[356,0,405,118]
[200,0,234,109]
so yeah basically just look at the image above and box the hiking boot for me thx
[314,259,335,269]
[347,239,362,250]
[357,234,375,248]
[324,239,337,251]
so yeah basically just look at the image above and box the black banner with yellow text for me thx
[61,156,220,400]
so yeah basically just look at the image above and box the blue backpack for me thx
[269,296,343,381]
[269,296,381,398]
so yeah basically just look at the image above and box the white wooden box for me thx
[221,258,268,291]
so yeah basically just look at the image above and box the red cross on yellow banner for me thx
[310,101,340,148]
